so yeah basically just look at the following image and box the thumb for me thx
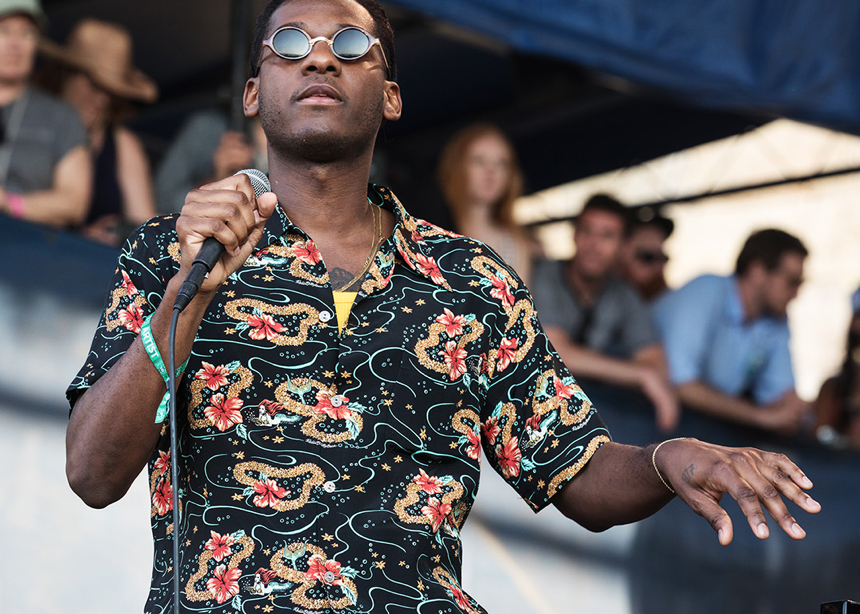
[255,192,278,224]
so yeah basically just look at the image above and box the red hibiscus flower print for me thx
[442,341,467,381]
[204,394,244,432]
[253,478,290,508]
[118,303,144,333]
[194,362,230,391]
[489,275,514,308]
[481,416,501,446]
[414,253,445,286]
[247,313,286,342]
[421,497,452,533]
[554,378,575,400]
[435,308,467,338]
[495,438,522,479]
[465,429,480,460]
[410,229,424,244]
[449,584,473,612]
[496,337,519,373]
[152,478,172,516]
[313,391,351,421]
[413,469,444,494]
[205,531,235,562]
[120,270,138,296]
[206,564,241,604]
[293,240,322,266]
[305,554,344,586]
[154,450,170,475]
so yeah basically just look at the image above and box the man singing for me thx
[66,1,820,612]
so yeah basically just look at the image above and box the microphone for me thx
[173,169,271,312]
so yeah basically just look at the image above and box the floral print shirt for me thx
[68,185,610,614]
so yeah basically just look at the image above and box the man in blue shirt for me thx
[653,228,811,434]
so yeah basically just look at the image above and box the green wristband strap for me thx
[140,313,189,423]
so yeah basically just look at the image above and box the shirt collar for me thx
[255,183,451,289]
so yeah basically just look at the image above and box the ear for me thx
[745,260,768,282]
[382,81,402,122]
[244,78,260,117]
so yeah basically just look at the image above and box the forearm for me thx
[17,189,88,227]
[551,442,673,531]
[677,380,762,426]
[66,277,215,507]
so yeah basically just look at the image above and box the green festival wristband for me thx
[140,313,189,423]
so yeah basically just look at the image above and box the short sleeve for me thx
[480,277,611,513]
[66,216,181,408]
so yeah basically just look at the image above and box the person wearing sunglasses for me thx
[531,193,679,434]
[653,228,813,436]
[617,207,674,303]
[65,2,820,613]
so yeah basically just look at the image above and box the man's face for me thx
[620,224,669,289]
[760,252,805,318]
[0,15,38,85]
[244,0,401,163]
[572,209,625,280]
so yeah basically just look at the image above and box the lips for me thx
[295,83,343,102]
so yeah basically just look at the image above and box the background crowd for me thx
[1,0,858,450]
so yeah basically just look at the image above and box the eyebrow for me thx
[274,21,360,31]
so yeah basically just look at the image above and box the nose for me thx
[301,39,340,75]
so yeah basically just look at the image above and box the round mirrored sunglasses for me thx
[263,26,389,75]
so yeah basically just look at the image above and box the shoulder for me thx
[113,126,148,159]
[669,274,728,302]
[26,87,81,124]
[604,275,643,300]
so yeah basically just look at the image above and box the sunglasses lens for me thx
[332,28,371,58]
[271,28,310,58]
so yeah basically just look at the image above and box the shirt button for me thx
[319,310,333,323]
[324,571,336,583]
[323,481,336,493]
[330,395,343,408]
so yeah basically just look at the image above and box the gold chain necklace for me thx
[333,204,382,292]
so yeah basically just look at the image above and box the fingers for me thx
[668,442,820,545]
[177,174,272,271]
[180,189,256,257]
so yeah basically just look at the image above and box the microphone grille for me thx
[235,168,272,198]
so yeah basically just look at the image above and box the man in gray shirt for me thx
[531,194,678,432]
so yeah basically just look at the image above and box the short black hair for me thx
[627,206,674,239]
[249,0,397,81]
[576,193,629,233]
[735,228,808,276]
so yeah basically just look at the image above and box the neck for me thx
[567,259,605,306]
[0,80,27,107]
[268,155,375,233]
[735,275,761,322]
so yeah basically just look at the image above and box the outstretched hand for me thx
[654,438,821,545]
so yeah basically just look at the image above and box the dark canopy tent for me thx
[39,0,860,221]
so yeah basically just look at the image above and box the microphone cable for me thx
[165,169,271,613]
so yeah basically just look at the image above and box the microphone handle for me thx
[174,237,224,312]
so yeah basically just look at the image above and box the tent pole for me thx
[230,0,252,132]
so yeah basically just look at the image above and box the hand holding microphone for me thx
[174,169,277,311]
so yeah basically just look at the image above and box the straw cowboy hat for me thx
[40,18,158,103]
